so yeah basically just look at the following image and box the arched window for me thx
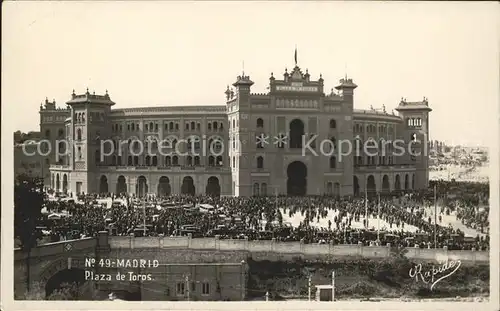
[187,156,193,166]
[256,118,264,128]
[165,156,171,166]
[185,122,190,130]
[329,156,337,169]
[194,156,200,166]
[76,128,82,141]
[175,123,179,130]
[329,119,336,129]
[169,122,174,130]
[133,156,139,166]
[152,156,157,166]
[128,156,133,165]
[261,183,267,196]
[197,123,201,131]
[256,156,264,169]
[232,119,235,128]
[216,156,223,166]
[219,123,223,131]
[145,124,149,131]
[145,156,151,166]
[208,123,212,131]
[132,123,135,131]
[81,113,85,122]
[191,122,195,130]
[208,156,215,167]
[172,156,178,165]
[253,183,260,196]
[213,122,218,130]
[232,156,235,168]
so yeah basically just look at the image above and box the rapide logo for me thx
[409,260,461,290]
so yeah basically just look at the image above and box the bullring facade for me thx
[43,61,431,197]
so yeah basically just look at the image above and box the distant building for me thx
[14,141,50,182]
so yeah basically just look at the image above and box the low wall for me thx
[107,236,489,264]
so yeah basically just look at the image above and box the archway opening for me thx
[62,174,68,193]
[289,119,305,149]
[45,268,87,299]
[404,174,409,190]
[395,175,401,191]
[382,175,390,193]
[136,176,148,197]
[333,182,340,197]
[99,175,108,194]
[206,176,221,197]
[158,176,171,197]
[286,161,307,196]
[353,176,360,196]
[366,175,376,194]
[181,176,195,196]
[56,174,60,191]
[116,175,127,195]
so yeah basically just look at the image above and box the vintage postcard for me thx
[2,1,499,311]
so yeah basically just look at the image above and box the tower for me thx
[226,73,254,196]
[334,77,357,196]
[395,97,432,189]
[66,89,115,194]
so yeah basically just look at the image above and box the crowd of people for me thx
[37,179,489,251]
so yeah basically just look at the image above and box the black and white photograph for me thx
[2,1,499,310]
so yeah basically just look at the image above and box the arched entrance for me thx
[157,176,171,197]
[353,176,360,196]
[366,175,376,194]
[395,175,401,191]
[56,174,60,191]
[45,268,87,299]
[116,175,127,195]
[206,176,221,197]
[181,176,195,196]
[62,174,68,193]
[404,174,409,190]
[289,119,305,149]
[286,161,307,196]
[382,175,390,193]
[99,175,108,194]
[136,176,148,197]
[334,182,340,197]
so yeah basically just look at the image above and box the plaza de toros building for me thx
[44,60,431,197]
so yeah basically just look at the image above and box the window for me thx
[185,123,190,130]
[175,123,179,130]
[213,121,218,130]
[145,124,149,131]
[128,156,133,165]
[232,156,235,168]
[216,156,223,166]
[256,118,264,128]
[187,156,193,166]
[329,119,336,129]
[176,283,185,296]
[232,119,235,128]
[132,123,135,131]
[194,156,200,166]
[208,156,215,167]
[169,122,174,130]
[257,156,264,169]
[208,123,212,131]
[172,156,179,165]
[219,123,223,131]
[197,123,201,131]
[202,282,210,295]
[77,147,82,159]
[45,129,51,139]
[191,121,195,130]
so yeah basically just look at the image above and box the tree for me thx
[14,174,45,291]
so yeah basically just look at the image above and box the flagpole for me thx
[434,184,437,249]
[364,187,368,229]
[377,192,380,243]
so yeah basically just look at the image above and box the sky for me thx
[2,1,499,147]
